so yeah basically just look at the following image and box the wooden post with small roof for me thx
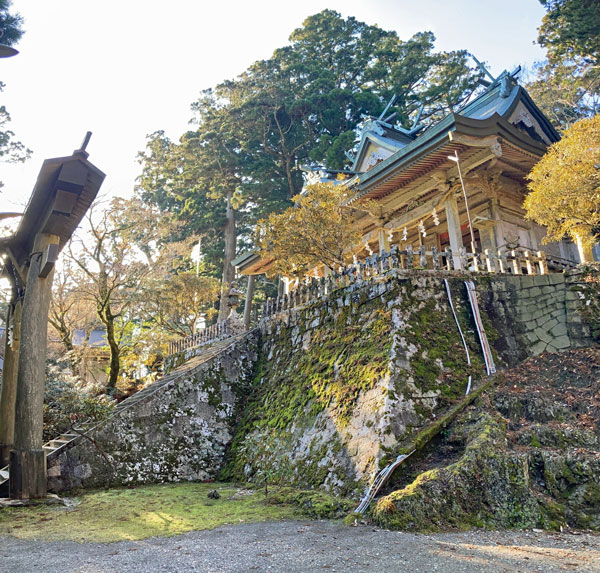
[0,134,105,499]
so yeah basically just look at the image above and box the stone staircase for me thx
[0,332,249,496]
[110,333,249,417]
[0,430,84,495]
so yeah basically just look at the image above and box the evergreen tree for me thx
[0,1,30,186]
[527,0,600,129]
[137,10,481,310]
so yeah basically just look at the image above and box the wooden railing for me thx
[261,244,577,319]
[166,244,578,354]
[167,319,232,356]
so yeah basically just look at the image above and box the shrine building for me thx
[235,69,595,283]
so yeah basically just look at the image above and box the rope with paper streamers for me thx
[360,182,461,248]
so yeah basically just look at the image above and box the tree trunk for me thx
[95,267,120,391]
[49,315,81,374]
[284,157,296,199]
[0,295,22,467]
[101,309,120,391]
[11,233,58,499]
[218,192,237,322]
[243,274,255,330]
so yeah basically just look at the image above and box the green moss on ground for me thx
[0,482,298,542]
[267,487,354,519]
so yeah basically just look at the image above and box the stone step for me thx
[47,439,69,449]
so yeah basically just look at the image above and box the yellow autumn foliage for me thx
[254,182,360,277]
[524,114,600,248]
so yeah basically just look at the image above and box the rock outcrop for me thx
[373,348,600,531]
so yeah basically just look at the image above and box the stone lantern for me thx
[226,287,246,334]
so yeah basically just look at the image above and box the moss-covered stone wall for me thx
[47,269,594,496]
[47,333,259,492]
[224,275,488,494]
[223,270,593,496]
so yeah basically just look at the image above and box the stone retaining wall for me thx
[47,269,595,493]
[47,332,259,492]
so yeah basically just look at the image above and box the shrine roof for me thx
[355,71,559,199]
[458,70,558,140]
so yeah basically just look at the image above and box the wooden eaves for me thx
[0,145,106,283]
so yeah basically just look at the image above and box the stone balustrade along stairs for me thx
[0,332,249,497]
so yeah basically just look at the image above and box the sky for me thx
[0,0,548,212]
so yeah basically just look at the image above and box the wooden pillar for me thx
[444,195,463,269]
[575,233,595,263]
[10,233,58,499]
[243,274,255,330]
[0,296,22,467]
[378,228,390,254]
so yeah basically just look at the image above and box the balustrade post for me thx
[371,254,379,276]
[406,245,414,269]
[309,277,316,297]
[471,251,480,272]
[444,247,454,270]
[510,250,521,274]
[381,250,391,272]
[537,250,548,275]
[458,247,467,270]
[498,250,507,273]
[358,260,366,281]
[524,251,534,275]
[390,245,399,269]
[484,249,495,273]
[418,245,427,269]
[301,284,308,304]
[431,246,440,270]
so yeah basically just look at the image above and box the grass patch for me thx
[0,482,299,542]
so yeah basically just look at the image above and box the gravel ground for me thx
[2,520,600,572]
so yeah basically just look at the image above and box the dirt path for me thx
[2,520,599,572]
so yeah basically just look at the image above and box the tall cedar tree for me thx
[527,0,599,129]
[137,10,481,311]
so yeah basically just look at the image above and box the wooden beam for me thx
[448,133,503,157]
[383,197,439,231]
[38,243,58,278]
[0,297,22,467]
[11,232,59,499]
[5,247,27,285]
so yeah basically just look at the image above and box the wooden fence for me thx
[261,245,576,318]
[167,244,577,356]
[167,319,231,356]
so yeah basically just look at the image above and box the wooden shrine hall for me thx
[235,69,591,285]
